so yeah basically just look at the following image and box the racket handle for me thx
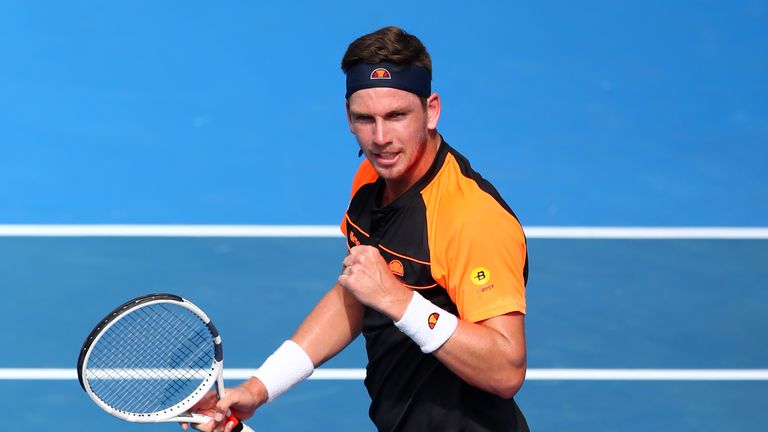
[228,414,254,432]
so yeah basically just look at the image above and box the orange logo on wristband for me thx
[428,312,439,329]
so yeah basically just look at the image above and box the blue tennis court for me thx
[1,234,767,430]
[1,1,766,431]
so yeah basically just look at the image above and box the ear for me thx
[426,93,441,131]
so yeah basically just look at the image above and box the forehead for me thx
[347,87,422,113]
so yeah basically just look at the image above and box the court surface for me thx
[1,233,767,431]
[1,1,767,431]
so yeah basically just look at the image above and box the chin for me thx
[377,168,405,184]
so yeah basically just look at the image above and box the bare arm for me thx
[339,245,526,398]
[241,282,364,400]
[433,312,526,398]
[291,282,365,366]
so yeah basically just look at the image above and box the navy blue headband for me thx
[345,61,432,99]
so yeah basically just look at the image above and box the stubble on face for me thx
[347,88,436,201]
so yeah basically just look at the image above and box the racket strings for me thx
[101,306,197,413]
[146,304,214,412]
[90,305,212,413]
[118,304,206,412]
[85,302,216,414]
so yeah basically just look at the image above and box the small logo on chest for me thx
[388,259,404,277]
[349,231,361,246]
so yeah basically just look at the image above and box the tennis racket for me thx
[77,293,254,431]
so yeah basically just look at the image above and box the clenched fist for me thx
[337,245,413,320]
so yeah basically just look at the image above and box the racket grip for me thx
[228,414,254,432]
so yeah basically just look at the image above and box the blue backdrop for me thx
[1,2,767,431]
[1,1,766,226]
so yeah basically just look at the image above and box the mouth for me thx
[373,151,400,166]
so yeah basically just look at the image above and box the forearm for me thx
[433,313,527,398]
[291,283,364,367]
[244,283,364,404]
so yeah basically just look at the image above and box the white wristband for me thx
[252,340,314,402]
[394,291,458,353]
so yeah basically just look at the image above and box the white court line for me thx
[0,225,341,238]
[524,369,768,381]
[526,226,768,239]
[4,368,768,381]
[0,225,767,239]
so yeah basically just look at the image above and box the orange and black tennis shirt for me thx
[341,138,529,431]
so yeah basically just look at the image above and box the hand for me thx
[337,245,412,320]
[181,378,267,432]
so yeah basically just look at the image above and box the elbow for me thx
[489,364,526,399]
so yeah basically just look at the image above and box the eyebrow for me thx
[349,105,412,119]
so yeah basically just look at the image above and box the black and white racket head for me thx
[77,293,223,423]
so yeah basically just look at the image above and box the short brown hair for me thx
[341,26,432,74]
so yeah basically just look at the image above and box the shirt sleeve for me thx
[426,174,527,323]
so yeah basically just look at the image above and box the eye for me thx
[352,114,374,124]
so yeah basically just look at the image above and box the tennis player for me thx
[188,26,529,432]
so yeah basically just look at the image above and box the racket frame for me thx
[77,293,227,424]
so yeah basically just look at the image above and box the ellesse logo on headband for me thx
[370,68,391,79]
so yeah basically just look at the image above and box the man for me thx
[188,26,529,432]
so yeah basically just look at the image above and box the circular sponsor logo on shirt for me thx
[470,267,491,286]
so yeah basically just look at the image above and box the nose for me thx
[372,118,391,146]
